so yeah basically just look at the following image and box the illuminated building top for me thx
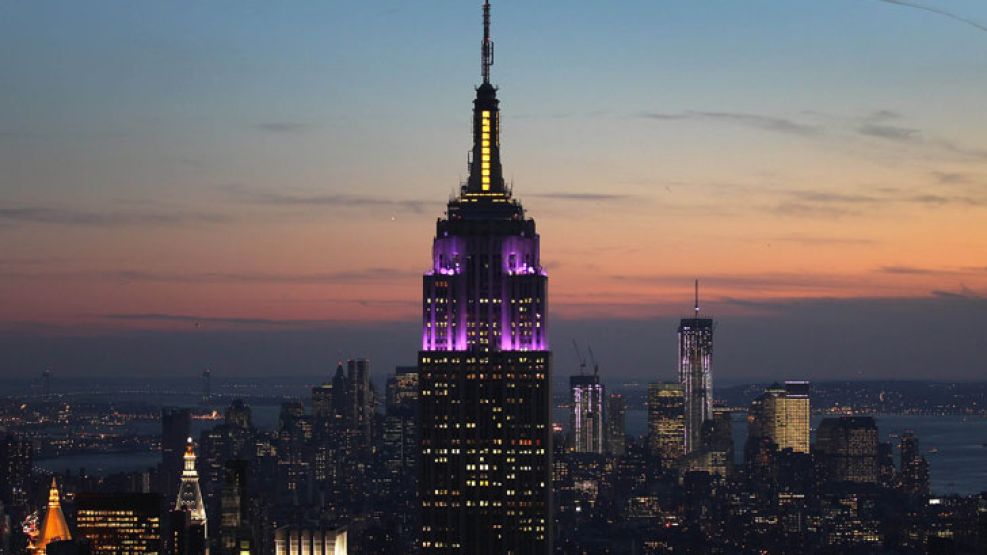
[422,1,547,354]
[175,437,208,527]
[34,478,72,554]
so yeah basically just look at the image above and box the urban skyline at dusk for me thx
[2,2,987,379]
[2,2,987,554]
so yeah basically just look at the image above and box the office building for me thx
[647,383,686,464]
[605,394,626,457]
[748,381,810,454]
[418,2,552,551]
[75,493,162,554]
[678,282,713,454]
[815,417,879,484]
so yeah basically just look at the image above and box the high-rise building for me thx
[677,282,713,454]
[174,438,208,552]
[747,382,810,454]
[647,383,686,464]
[345,359,373,447]
[0,433,33,508]
[898,430,930,496]
[224,400,252,430]
[161,408,192,500]
[605,394,626,457]
[33,479,72,554]
[569,375,605,454]
[218,461,251,555]
[815,416,879,484]
[75,493,162,554]
[418,2,552,551]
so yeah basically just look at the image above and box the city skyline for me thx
[3,1,987,381]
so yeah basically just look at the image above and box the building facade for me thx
[647,383,686,464]
[748,381,810,454]
[75,493,162,554]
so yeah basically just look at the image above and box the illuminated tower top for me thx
[36,478,72,553]
[175,437,207,526]
[464,0,505,197]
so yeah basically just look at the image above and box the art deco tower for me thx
[175,437,208,541]
[678,281,713,454]
[419,2,551,552]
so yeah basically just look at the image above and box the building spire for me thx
[694,279,700,316]
[482,1,494,84]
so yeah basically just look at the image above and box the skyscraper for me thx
[747,381,810,454]
[678,282,713,454]
[418,2,551,552]
[605,393,626,457]
[647,383,686,464]
[174,438,208,552]
[569,375,605,454]
[815,416,879,484]
[161,408,192,501]
[0,433,32,509]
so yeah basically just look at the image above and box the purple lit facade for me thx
[418,3,551,553]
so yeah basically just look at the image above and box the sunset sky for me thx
[2,1,986,380]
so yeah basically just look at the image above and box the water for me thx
[609,409,987,495]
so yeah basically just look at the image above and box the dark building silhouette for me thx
[0,433,32,509]
[418,2,551,552]
[898,430,930,496]
[815,416,879,484]
[161,408,192,501]
[605,393,626,457]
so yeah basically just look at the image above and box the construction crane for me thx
[572,339,587,375]
[587,346,600,377]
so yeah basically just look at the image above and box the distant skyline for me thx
[2,1,986,380]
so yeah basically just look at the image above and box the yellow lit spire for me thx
[37,478,72,553]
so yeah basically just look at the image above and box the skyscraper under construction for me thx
[678,282,713,454]
[418,2,551,552]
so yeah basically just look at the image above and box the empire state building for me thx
[418,2,551,553]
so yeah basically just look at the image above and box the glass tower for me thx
[678,282,713,454]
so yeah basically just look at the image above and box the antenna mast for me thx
[694,279,700,316]
[482,1,494,84]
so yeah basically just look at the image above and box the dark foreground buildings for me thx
[418,2,551,552]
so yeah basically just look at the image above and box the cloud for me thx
[223,186,432,214]
[639,110,821,136]
[527,192,633,202]
[0,268,420,285]
[857,123,920,142]
[772,201,857,219]
[99,313,340,328]
[932,171,974,184]
[0,206,227,227]
[874,0,987,33]
[768,234,877,246]
[255,122,312,133]
[109,268,418,285]
[879,265,941,275]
